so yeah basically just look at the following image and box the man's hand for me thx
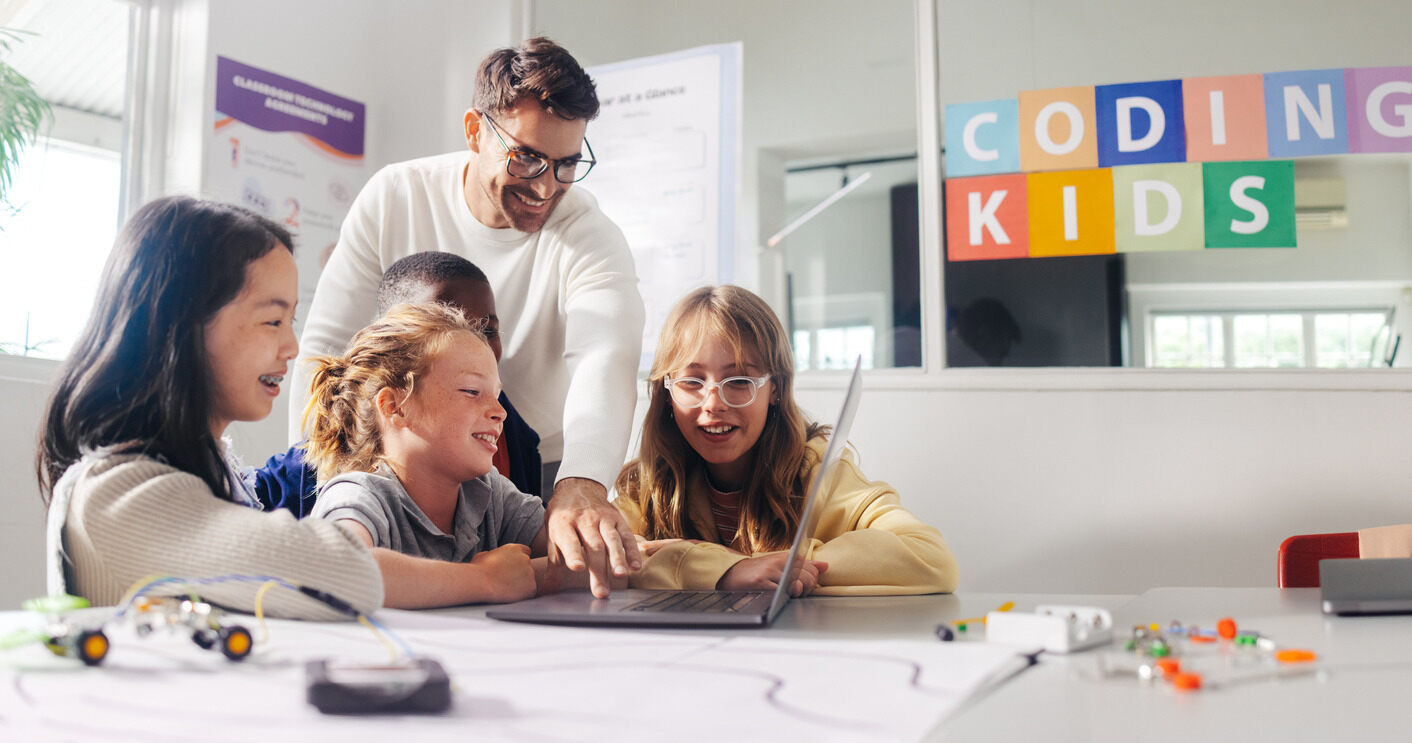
[717,554,828,597]
[546,477,642,598]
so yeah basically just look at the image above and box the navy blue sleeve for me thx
[251,444,320,518]
[500,393,542,499]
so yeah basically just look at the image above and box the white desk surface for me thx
[7,588,1405,741]
[939,587,1411,742]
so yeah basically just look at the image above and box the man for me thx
[291,38,645,597]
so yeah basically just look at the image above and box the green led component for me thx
[1236,635,1257,646]
[956,623,967,632]
[1150,644,1171,657]
[1125,640,1137,651]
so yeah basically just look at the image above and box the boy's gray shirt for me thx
[313,465,543,562]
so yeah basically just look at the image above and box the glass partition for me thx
[936,0,1412,368]
[533,0,921,369]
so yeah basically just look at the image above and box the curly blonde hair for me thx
[302,302,489,482]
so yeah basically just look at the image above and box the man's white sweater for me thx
[291,152,645,489]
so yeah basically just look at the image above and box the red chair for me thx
[1277,532,1360,588]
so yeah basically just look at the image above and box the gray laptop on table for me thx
[486,359,863,628]
[1320,557,1412,615]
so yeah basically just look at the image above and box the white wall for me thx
[0,0,516,607]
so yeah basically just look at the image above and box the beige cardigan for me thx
[55,454,383,619]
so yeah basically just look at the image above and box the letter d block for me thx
[944,174,1029,261]
[1096,80,1186,167]
[1114,163,1204,253]
[1202,160,1296,248]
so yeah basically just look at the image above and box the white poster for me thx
[206,56,367,337]
[587,44,742,368]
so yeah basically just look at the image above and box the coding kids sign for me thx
[943,65,1412,261]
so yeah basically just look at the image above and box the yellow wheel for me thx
[75,630,109,666]
[219,625,252,661]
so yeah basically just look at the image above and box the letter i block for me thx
[1027,168,1115,257]
[1096,80,1186,167]
[1202,160,1296,248]
[944,174,1029,261]
[945,99,1021,176]
[1264,69,1349,157]
[1113,163,1204,253]
[1346,66,1412,154]
[1183,74,1268,161]
[1019,87,1098,172]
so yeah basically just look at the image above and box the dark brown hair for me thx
[38,196,293,504]
[474,37,599,120]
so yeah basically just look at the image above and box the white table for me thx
[938,587,1411,742]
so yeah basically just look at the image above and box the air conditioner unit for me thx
[1294,177,1347,229]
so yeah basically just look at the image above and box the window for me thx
[1150,309,1395,369]
[0,0,130,361]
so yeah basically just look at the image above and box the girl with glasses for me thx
[614,286,958,596]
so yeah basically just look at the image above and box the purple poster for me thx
[208,56,367,336]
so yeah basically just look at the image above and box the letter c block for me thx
[945,99,1020,176]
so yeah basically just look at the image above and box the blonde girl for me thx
[614,285,958,596]
[304,302,572,608]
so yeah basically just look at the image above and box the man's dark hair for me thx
[474,37,599,120]
[38,196,293,504]
[376,251,489,315]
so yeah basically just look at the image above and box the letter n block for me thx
[944,174,1029,261]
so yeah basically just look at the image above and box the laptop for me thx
[1320,557,1412,615]
[486,358,864,628]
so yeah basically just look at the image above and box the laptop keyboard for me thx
[626,591,761,613]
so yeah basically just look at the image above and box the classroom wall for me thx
[0,0,517,608]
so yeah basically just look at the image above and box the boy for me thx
[252,252,541,514]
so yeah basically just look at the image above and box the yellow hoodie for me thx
[614,437,958,595]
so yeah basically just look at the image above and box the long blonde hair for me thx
[302,303,488,482]
[615,285,827,554]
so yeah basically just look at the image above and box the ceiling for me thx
[1,0,130,120]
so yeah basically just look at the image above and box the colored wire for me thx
[112,573,416,660]
[358,614,401,661]
[252,580,278,643]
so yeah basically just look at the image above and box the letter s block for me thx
[1202,160,1296,248]
[944,174,1029,262]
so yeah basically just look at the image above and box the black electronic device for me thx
[305,658,451,715]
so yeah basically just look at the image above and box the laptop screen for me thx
[766,358,863,619]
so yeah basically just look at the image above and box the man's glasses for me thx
[479,110,596,184]
[663,375,771,408]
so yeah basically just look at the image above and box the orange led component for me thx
[1276,649,1317,664]
[1217,617,1237,639]
[1172,672,1203,690]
